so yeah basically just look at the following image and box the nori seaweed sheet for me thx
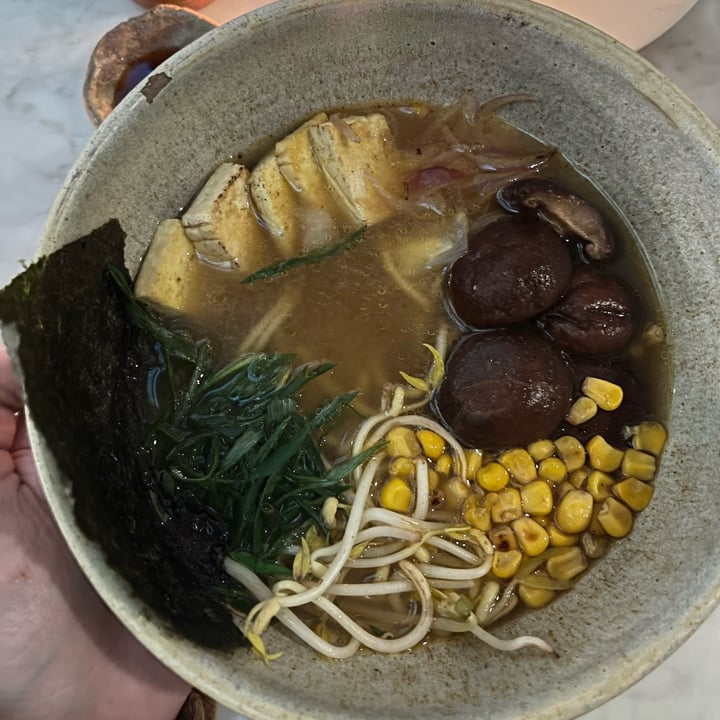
[0,220,244,648]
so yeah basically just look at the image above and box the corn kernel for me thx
[555,489,594,534]
[586,435,624,472]
[581,531,609,558]
[528,439,555,462]
[554,435,586,472]
[625,421,668,456]
[386,427,420,458]
[464,449,484,479]
[581,376,624,411]
[474,581,503,624]
[380,477,413,512]
[518,583,555,609]
[416,429,445,460]
[568,466,590,489]
[546,546,588,581]
[490,487,523,523]
[587,470,614,501]
[588,503,606,536]
[489,525,518,552]
[547,523,579,547]
[642,322,665,345]
[389,456,414,479]
[538,457,568,483]
[512,517,550,556]
[566,396,598,425]
[613,477,654,511]
[435,452,453,476]
[498,448,537,484]
[492,549,523,579]
[621,449,656,481]
[557,480,576,499]
[520,480,554,516]
[476,461,510,492]
[597,497,634,538]
[463,494,492,532]
[439,476,469,508]
[484,491,499,511]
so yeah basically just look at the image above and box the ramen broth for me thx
[187,210,458,418]
[183,105,667,429]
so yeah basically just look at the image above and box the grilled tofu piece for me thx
[181,162,272,272]
[247,154,300,256]
[168,112,404,282]
[274,113,329,202]
[249,112,405,256]
[134,219,197,315]
[308,113,402,225]
[250,113,349,255]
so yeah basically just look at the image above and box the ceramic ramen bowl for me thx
[23,0,720,718]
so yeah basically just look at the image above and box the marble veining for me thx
[0,1,718,718]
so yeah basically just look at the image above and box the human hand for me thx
[0,345,192,720]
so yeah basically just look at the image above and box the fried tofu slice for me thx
[181,162,271,271]
[134,219,197,315]
[247,154,299,256]
[180,113,403,273]
[250,113,347,255]
[308,113,402,225]
[274,113,328,201]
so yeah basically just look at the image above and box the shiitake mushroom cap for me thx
[497,178,616,261]
[541,267,636,355]
[433,327,574,451]
[446,215,573,329]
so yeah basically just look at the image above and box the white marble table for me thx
[1,1,719,718]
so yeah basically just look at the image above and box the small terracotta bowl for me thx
[83,3,217,126]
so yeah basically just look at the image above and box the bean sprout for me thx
[412,457,430,520]
[326,579,414,596]
[359,507,454,533]
[310,526,420,561]
[272,454,383,609]
[415,559,491,581]
[427,578,478,590]
[432,616,555,655]
[229,354,555,661]
[224,557,362,660]
[425,535,485,564]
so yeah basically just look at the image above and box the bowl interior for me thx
[31,1,720,718]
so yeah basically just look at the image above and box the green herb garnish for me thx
[144,346,378,575]
[242,226,366,284]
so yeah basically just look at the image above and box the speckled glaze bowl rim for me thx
[27,0,720,718]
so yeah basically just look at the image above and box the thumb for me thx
[0,345,24,412]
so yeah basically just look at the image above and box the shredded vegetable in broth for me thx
[130,93,669,661]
